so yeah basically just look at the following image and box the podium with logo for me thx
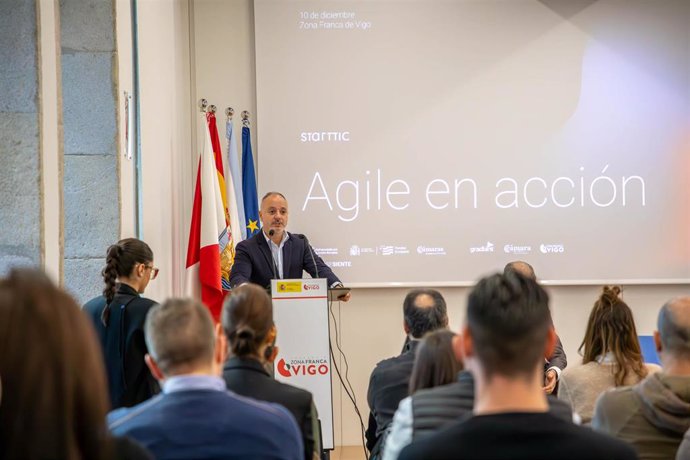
[271,278,334,450]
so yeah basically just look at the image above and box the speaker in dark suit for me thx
[229,230,340,289]
[229,192,346,298]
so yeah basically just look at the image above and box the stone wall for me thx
[0,0,41,275]
[60,0,119,302]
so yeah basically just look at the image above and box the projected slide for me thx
[254,0,690,286]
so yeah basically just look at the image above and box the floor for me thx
[330,446,368,460]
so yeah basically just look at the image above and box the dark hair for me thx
[658,297,690,358]
[222,284,273,357]
[467,272,551,379]
[403,289,448,339]
[579,286,647,386]
[408,329,462,394]
[261,191,287,204]
[503,261,536,280]
[101,238,153,325]
[0,269,112,460]
[144,298,216,375]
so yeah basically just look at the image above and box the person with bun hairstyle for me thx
[85,238,160,409]
[558,285,660,424]
[0,268,152,460]
[222,283,320,460]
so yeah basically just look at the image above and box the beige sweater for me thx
[558,361,661,425]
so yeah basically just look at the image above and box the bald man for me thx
[593,297,690,459]
[504,261,567,394]
[366,289,449,458]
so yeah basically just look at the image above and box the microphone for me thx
[268,229,275,237]
[298,234,319,279]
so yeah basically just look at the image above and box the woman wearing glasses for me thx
[88,238,160,410]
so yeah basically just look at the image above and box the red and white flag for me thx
[185,113,230,321]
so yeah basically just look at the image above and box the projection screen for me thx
[254,0,690,286]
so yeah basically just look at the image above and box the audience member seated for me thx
[366,289,449,458]
[398,272,637,460]
[558,285,660,424]
[384,324,573,460]
[222,283,320,460]
[382,329,462,460]
[504,261,567,394]
[593,296,690,459]
[0,268,152,460]
[408,329,462,394]
[84,238,160,409]
[108,297,303,459]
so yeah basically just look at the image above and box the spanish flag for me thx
[185,112,232,321]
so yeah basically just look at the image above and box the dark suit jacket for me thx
[367,340,420,456]
[86,284,159,409]
[229,231,341,289]
[108,387,303,460]
[223,357,316,460]
[547,335,568,371]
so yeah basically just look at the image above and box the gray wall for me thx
[0,0,41,275]
[60,0,120,302]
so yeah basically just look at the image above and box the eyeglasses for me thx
[143,264,159,280]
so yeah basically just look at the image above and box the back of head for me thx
[222,283,273,358]
[145,298,215,376]
[579,286,646,385]
[503,261,536,280]
[101,238,153,323]
[467,272,551,379]
[657,297,690,361]
[408,329,461,394]
[403,289,448,339]
[0,269,111,460]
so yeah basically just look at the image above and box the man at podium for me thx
[230,192,351,302]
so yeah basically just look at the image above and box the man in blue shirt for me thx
[108,297,303,460]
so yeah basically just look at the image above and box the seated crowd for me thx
[1,240,689,460]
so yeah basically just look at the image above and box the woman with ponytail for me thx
[221,284,320,460]
[558,286,660,424]
[85,238,160,409]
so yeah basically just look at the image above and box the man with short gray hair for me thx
[593,296,690,459]
[108,298,303,459]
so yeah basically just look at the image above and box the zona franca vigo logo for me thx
[277,358,329,378]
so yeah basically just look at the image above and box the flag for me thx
[185,113,229,321]
[226,119,246,241]
[206,112,236,290]
[242,125,260,237]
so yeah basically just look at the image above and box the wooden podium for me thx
[271,278,334,450]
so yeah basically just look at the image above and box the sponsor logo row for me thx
[276,281,323,293]
[469,242,566,255]
[313,242,565,262]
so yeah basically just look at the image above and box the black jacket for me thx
[88,284,159,409]
[367,340,420,456]
[223,356,316,460]
[411,370,574,441]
